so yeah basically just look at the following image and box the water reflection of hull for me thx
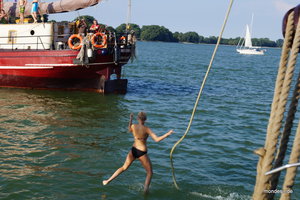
[0,89,127,179]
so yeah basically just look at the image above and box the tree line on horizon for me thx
[51,15,284,48]
[122,23,283,48]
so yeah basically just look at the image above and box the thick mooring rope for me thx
[269,11,300,200]
[253,8,300,200]
[169,0,234,190]
[253,12,296,197]
[279,12,300,200]
[280,124,300,200]
[253,11,296,199]
[269,59,300,199]
[253,12,294,199]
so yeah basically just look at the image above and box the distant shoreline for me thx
[138,40,282,49]
[48,15,284,48]
[123,24,283,48]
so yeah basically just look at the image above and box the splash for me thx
[190,191,251,200]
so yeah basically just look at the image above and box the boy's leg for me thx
[139,154,153,193]
[103,151,135,185]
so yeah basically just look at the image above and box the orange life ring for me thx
[68,34,83,50]
[91,32,107,49]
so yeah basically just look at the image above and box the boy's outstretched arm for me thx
[147,127,174,142]
[128,113,134,132]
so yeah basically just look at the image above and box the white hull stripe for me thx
[0,62,124,69]
[25,62,116,67]
[0,66,53,69]
[25,63,76,66]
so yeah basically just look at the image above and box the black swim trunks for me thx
[131,146,147,158]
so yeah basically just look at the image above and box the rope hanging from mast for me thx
[169,0,234,190]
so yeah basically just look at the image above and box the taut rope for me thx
[279,10,300,199]
[253,5,300,200]
[169,0,234,190]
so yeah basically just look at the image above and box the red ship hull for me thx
[0,49,130,93]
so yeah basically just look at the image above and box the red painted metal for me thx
[0,49,130,93]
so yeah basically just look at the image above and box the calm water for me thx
[1,42,299,200]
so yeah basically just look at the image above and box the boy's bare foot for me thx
[102,180,109,185]
[144,188,149,195]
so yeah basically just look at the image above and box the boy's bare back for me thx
[131,124,149,151]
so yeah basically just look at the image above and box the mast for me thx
[250,13,254,39]
[126,0,131,31]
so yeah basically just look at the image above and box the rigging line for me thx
[169,0,235,190]
[236,37,242,49]
[265,163,300,175]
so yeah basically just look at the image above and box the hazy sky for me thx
[46,0,299,40]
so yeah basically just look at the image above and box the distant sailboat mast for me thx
[250,13,254,39]
[126,0,131,31]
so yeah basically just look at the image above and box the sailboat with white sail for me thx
[236,24,265,55]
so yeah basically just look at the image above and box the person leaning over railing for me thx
[89,19,100,33]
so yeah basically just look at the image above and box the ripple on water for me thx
[1,42,299,200]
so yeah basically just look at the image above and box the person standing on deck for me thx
[19,0,27,24]
[102,112,174,193]
[0,0,6,23]
[0,9,8,23]
[31,0,38,23]
[77,18,87,36]
[89,19,100,33]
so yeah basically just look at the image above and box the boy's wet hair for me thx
[138,112,147,122]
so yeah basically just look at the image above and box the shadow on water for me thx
[127,77,200,97]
